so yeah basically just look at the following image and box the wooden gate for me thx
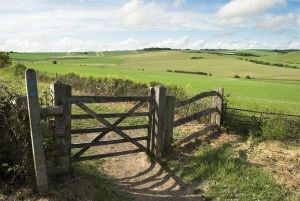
[66,95,155,162]
[23,69,224,192]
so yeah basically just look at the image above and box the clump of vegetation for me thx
[53,60,57,64]
[243,58,298,69]
[142,47,172,51]
[235,52,259,57]
[223,109,300,140]
[234,75,240,78]
[0,81,33,189]
[190,56,203,59]
[245,75,251,79]
[260,116,300,140]
[0,51,12,68]
[167,69,209,76]
[13,63,27,77]
[38,71,188,99]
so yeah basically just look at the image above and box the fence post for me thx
[148,87,155,155]
[25,69,48,193]
[164,96,175,153]
[216,88,224,125]
[210,89,217,124]
[50,81,72,174]
[152,86,166,159]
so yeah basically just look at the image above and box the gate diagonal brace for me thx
[72,101,145,158]
[73,102,147,158]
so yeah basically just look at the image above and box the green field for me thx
[7,50,300,115]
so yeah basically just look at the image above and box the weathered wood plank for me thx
[51,81,72,173]
[71,136,148,148]
[174,108,217,127]
[149,87,155,155]
[147,88,155,155]
[72,149,143,162]
[40,105,64,118]
[72,101,145,158]
[152,86,166,159]
[175,91,219,108]
[71,112,149,119]
[71,124,149,134]
[216,88,224,126]
[164,96,175,153]
[25,69,48,193]
[66,96,152,103]
[76,103,147,151]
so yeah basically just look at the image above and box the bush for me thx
[38,72,188,99]
[245,75,251,79]
[53,60,57,64]
[224,109,300,140]
[13,63,27,77]
[0,81,33,187]
[0,51,12,68]
[260,116,300,140]
[234,75,240,78]
[190,56,203,59]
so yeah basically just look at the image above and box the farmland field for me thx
[6,50,300,115]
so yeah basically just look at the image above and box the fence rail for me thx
[66,96,153,103]
[227,107,300,118]
[175,91,219,108]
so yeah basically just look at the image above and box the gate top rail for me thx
[175,91,219,108]
[66,95,153,103]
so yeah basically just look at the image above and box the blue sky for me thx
[0,0,299,51]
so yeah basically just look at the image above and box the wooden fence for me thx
[22,69,224,192]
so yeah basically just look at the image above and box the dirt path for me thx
[73,131,207,201]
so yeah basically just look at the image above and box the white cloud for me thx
[148,36,190,49]
[174,0,186,7]
[217,0,286,18]
[256,14,296,32]
[1,36,293,52]
[288,41,300,49]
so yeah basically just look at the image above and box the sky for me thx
[0,0,299,52]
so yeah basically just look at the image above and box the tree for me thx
[0,51,12,68]
[53,60,57,64]
[14,63,27,77]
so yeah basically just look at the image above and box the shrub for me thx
[0,51,12,68]
[245,75,251,79]
[234,75,240,78]
[13,63,27,77]
[260,116,300,140]
[0,81,33,187]
[190,56,203,59]
[53,60,57,64]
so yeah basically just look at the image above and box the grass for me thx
[167,143,290,201]
[6,50,300,114]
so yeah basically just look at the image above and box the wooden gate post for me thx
[215,88,224,125]
[164,96,175,153]
[50,81,72,173]
[211,88,224,126]
[25,69,48,193]
[152,86,166,159]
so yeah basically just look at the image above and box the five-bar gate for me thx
[68,95,154,162]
